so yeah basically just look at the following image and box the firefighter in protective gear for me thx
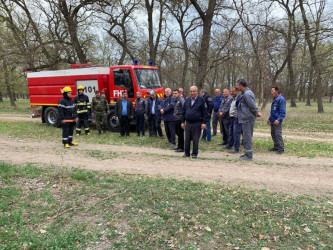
[74,85,91,136]
[91,90,110,135]
[58,86,79,148]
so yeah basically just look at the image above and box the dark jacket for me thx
[202,93,214,116]
[174,96,185,121]
[116,98,134,118]
[237,88,258,123]
[135,97,146,115]
[213,95,224,112]
[160,95,175,122]
[74,94,91,114]
[269,94,286,123]
[219,95,233,117]
[182,96,208,124]
[58,95,77,121]
[146,97,162,121]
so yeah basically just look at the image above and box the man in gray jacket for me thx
[173,89,185,152]
[219,89,233,146]
[236,79,261,160]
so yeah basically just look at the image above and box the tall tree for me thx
[190,0,217,89]
[299,0,326,113]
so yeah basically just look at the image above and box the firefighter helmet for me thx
[77,85,84,90]
[62,86,72,93]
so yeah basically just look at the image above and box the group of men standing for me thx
[58,80,287,160]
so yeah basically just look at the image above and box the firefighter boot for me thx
[64,144,70,149]
[69,142,78,146]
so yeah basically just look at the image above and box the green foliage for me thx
[0,163,332,249]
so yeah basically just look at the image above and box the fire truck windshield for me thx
[134,69,161,89]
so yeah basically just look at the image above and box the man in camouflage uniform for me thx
[91,90,110,135]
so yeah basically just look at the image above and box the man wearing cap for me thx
[58,86,79,148]
[236,79,262,160]
[91,90,110,135]
[116,91,134,136]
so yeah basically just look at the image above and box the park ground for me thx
[0,98,332,249]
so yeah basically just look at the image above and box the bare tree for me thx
[299,0,328,113]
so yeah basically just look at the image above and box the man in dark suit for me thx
[145,91,163,138]
[181,86,208,158]
[115,91,134,136]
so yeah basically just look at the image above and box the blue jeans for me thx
[227,117,242,151]
[202,117,212,141]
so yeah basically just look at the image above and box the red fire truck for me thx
[27,63,164,131]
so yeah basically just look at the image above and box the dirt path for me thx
[1,135,332,198]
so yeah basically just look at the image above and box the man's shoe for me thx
[222,142,228,145]
[69,142,78,146]
[223,145,232,149]
[64,144,70,148]
[229,149,239,153]
[277,150,285,154]
[182,154,190,157]
[217,143,224,146]
[268,148,279,152]
[76,133,80,136]
[239,155,252,161]
[191,155,197,159]
[175,149,184,152]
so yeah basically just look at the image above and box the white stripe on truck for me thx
[27,67,110,78]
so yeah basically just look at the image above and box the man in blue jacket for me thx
[212,89,223,136]
[181,86,208,158]
[160,88,176,147]
[267,87,286,154]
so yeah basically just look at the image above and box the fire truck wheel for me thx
[45,107,60,127]
[107,112,120,132]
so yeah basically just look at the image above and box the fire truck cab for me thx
[27,63,164,131]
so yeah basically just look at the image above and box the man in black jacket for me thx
[181,86,208,158]
[135,91,146,136]
[200,89,213,142]
[116,91,134,136]
[58,86,78,148]
[160,88,176,147]
[173,89,185,152]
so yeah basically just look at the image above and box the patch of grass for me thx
[1,118,333,158]
[0,162,332,249]
[0,98,32,114]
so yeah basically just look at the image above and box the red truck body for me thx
[27,64,164,130]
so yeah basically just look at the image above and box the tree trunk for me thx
[191,0,217,90]
[287,54,297,107]
[0,91,3,102]
[3,60,16,107]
